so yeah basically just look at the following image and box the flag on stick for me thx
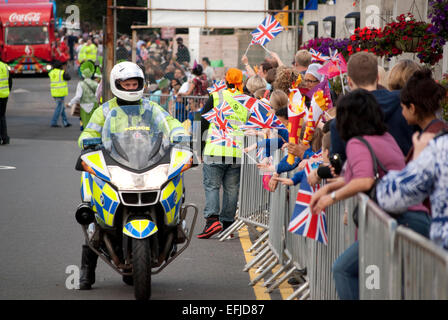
[250,15,284,46]
[288,162,328,245]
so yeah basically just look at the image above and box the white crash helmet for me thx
[110,61,145,102]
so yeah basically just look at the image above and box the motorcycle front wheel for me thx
[132,238,152,300]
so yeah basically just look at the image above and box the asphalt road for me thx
[0,71,284,301]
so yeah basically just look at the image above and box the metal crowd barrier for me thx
[234,137,448,300]
[143,93,209,129]
[394,226,448,300]
[358,193,398,299]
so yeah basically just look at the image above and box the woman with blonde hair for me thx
[246,75,267,96]
[387,59,421,91]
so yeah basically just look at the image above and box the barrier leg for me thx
[218,219,245,241]
[255,252,276,274]
[266,265,297,293]
[250,257,279,287]
[243,246,270,272]
[299,288,310,300]
[263,258,292,288]
[286,282,309,300]
[246,230,269,253]
[252,239,269,256]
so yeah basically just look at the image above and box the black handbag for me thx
[351,136,388,227]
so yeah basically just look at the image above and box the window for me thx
[5,26,49,45]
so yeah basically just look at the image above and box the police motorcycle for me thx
[75,103,198,300]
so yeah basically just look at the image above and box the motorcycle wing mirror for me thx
[82,137,102,150]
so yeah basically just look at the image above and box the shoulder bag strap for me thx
[354,136,388,179]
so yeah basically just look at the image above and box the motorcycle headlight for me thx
[108,165,169,190]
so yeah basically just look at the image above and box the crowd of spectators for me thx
[235,46,448,299]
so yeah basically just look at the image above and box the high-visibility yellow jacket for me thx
[203,89,248,159]
[0,62,10,98]
[79,43,98,63]
[78,97,185,149]
[48,68,68,97]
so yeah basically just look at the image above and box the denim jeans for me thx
[51,97,69,126]
[332,210,431,300]
[333,241,359,300]
[202,163,241,223]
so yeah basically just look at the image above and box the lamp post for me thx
[323,16,336,38]
[344,12,360,35]
[307,21,318,39]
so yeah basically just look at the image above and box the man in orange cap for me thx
[197,68,248,239]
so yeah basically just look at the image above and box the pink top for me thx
[344,133,428,214]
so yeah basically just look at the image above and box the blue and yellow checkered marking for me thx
[160,174,183,225]
[88,174,120,227]
[123,219,158,239]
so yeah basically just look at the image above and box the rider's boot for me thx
[79,245,98,290]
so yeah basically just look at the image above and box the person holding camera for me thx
[309,89,430,300]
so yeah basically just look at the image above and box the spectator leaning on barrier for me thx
[197,68,248,239]
[330,51,419,163]
[399,68,448,163]
[376,130,448,251]
[309,89,430,300]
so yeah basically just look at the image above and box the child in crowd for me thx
[272,128,324,187]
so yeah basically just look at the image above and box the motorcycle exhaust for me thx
[75,203,95,225]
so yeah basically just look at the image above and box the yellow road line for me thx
[238,226,271,300]
[238,226,295,300]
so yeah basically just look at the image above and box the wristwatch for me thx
[330,191,337,201]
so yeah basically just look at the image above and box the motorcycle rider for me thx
[77,61,186,290]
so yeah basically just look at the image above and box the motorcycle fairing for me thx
[89,173,120,227]
[160,173,183,226]
[167,148,193,180]
[123,219,158,239]
[81,151,111,182]
[80,171,92,203]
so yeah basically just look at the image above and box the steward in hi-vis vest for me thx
[49,68,68,97]
[197,67,248,240]
[49,60,71,128]
[0,59,12,144]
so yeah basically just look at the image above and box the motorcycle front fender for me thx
[123,219,158,239]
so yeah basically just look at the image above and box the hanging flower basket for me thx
[395,36,421,52]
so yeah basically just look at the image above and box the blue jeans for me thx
[51,97,69,126]
[202,163,241,223]
[332,210,431,300]
[333,241,359,300]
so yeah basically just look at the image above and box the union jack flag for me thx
[202,105,234,133]
[209,126,238,148]
[217,100,235,118]
[231,94,261,113]
[207,80,227,94]
[242,99,285,130]
[250,15,284,46]
[288,162,328,245]
[309,48,330,63]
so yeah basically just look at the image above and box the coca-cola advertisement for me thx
[9,12,41,23]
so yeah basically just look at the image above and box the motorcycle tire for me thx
[122,275,133,286]
[132,238,152,300]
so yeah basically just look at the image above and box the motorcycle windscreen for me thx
[102,105,171,171]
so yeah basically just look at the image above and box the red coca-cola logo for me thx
[9,12,41,23]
